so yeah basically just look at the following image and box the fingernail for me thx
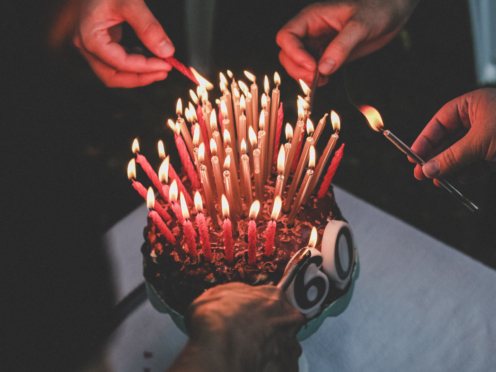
[319,59,336,75]
[423,160,440,178]
[158,40,174,58]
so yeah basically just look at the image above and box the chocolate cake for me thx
[142,174,347,316]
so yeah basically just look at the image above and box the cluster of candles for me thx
[127,69,345,264]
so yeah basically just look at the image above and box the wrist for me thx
[167,340,231,372]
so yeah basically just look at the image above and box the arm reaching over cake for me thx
[410,88,496,185]
[166,283,305,372]
[72,0,174,87]
[276,0,419,84]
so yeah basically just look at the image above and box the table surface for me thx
[103,186,496,372]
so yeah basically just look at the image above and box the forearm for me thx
[166,341,231,372]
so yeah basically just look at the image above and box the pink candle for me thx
[148,210,176,244]
[167,163,192,206]
[265,196,281,257]
[221,195,234,264]
[273,102,284,164]
[218,102,225,134]
[247,200,260,265]
[169,180,185,224]
[194,192,212,261]
[135,153,168,201]
[173,123,201,190]
[180,192,197,256]
[131,180,171,221]
[317,143,345,199]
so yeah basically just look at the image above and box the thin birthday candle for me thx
[244,71,258,133]
[263,77,271,129]
[210,109,225,166]
[158,157,170,203]
[194,191,212,261]
[180,192,198,257]
[318,143,345,199]
[248,200,260,265]
[169,120,201,190]
[176,99,195,162]
[264,196,281,257]
[273,145,285,201]
[273,102,284,165]
[221,195,234,263]
[210,139,226,203]
[223,155,240,225]
[198,144,220,229]
[146,187,176,244]
[313,113,328,145]
[284,103,305,180]
[240,140,253,207]
[258,111,267,180]
[169,180,185,224]
[221,100,238,167]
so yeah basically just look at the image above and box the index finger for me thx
[276,17,317,71]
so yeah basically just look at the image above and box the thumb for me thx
[422,134,478,179]
[318,21,365,75]
[123,0,175,59]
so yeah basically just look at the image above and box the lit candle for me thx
[190,89,199,106]
[194,191,212,261]
[240,139,253,207]
[169,179,184,224]
[284,106,304,180]
[299,79,311,102]
[158,140,165,159]
[198,144,220,229]
[265,195,281,257]
[263,76,271,125]
[201,90,213,138]
[146,187,176,244]
[221,100,238,167]
[284,119,315,213]
[244,71,258,133]
[250,127,263,202]
[221,194,234,264]
[272,101,284,165]
[317,143,345,199]
[192,124,201,173]
[248,200,260,265]
[239,95,247,159]
[233,87,241,137]
[128,159,171,222]
[258,111,267,180]
[223,155,239,230]
[180,192,198,257]
[239,81,253,135]
[176,99,195,162]
[169,120,201,190]
[286,146,315,225]
[158,157,170,203]
[223,130,243,213]
[302,112,340,205]
[273,145,285,200]
[210,109,225,166]
[167,158,193,206]
[210,139,226,203]
[222,85,235,140]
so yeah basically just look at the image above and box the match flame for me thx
[193,124,200,146]
[298,95,309,110]
[220,100,228,117]
[147,187,155,210]
[274,72,281,86]
[240,95,246,111]
[221,194,230,218]
[249,200,260,219]
[264,75,269,95]
[233,87,240,99]
[277,145,285,174]
[224,129,231,146]
[271,196,282,220]
[299,79,311,96]
[241,139,247,154]
[190,89,199,105]
[169,180,178,203]
[331,110,341,131]
[285,123,293,141]
[244,70,255,83]
[190,67,213,90]
[298,101,305,120]
[238,80,249,95]
[159,157,169,183]
[210,138,217,156]
[194,191,203,212]
[261,93,267,109]
[309,145,316,168]
[219,72,228,87]
[167,119,175,131]
[308,226,318,248]
[306,119,314,135]
[176,99,183,116]
[224,154,231,171]
[359,105,384,132]
[132,138,140,154]
[227,70,233,78]
[259,111,265,130]
[249,126,258,147]
[127,158,136,179]
[180,192,189,219]
[158,140,165,159]
[198,143,205,163]
[220,81,226,93]
[210,109,218,131]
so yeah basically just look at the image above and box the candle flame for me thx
[298,101,305,120]
[261,93,267,109]
[274,72,281,86]
[185,107,191,123]
[147,187,155,209]
[159,157,169,183]
[259,111,265,130]
[219,72,228,87]
[306,119,314,135]
[190,67,214,90]
[194,191,203,212]
[359,105,384,132]
[210,109,218,131]
[249,126,258,147]
[132,138,140,154]
[240,95,246,111]
[174,122,181,135]
[271,196,282,220]
[244,70,255,83]
[193,124,200,146]
[249,200,260,219]
[198,142,205,163]
[190,89,199,105]
[299,79,311,96]
[264,75,270,95]
[180,192,189,219]
[223,129,231,146]
[202,90,209,103]
[196,85,204,99]
[285,123,293,141]
[220,100,228,117]
[227,70,233,78]
[298,95,309,110]
[331,110,341,131]
[220,81,226,93]
[309,146,316,168]
[169,179,178,203]
[176,99,183,116]
[127,158,136,179]
[224,154,231,171]
[221,194,230,218]
[167,119,175,131]
[241,139,247,154]
[158,140,165,159]
[215,99,221,105]
[277,145,285,174]
[238,80,249,95]
[233,87,240,99]
[210,138,217,156]
[308,226,318,248]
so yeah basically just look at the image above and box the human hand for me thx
[276,0,419,84]
[411,88,496,185]
[169,283,304,372]
[73,0,174,87]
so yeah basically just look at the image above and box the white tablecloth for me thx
[103,187,496,371]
